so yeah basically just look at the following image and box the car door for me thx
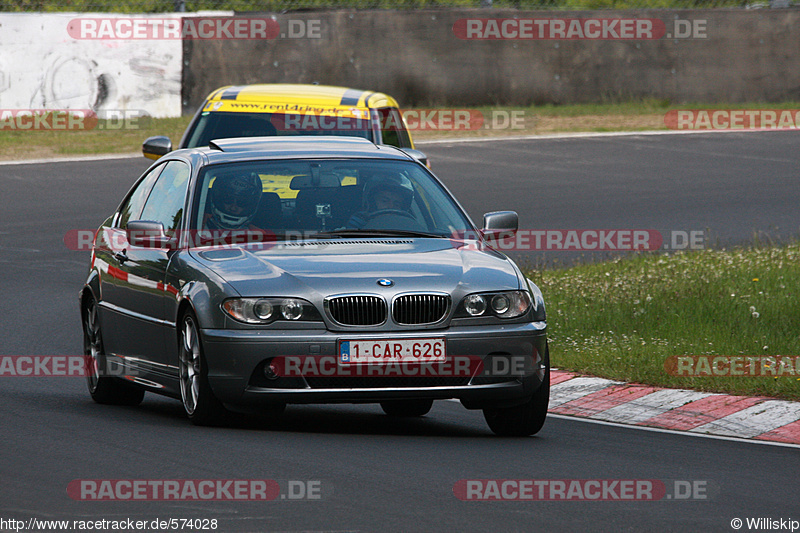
[98,160,191,378]
[95,161,165,358]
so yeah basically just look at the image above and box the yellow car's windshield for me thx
[184,111,373,149]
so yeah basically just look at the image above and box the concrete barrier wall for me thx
[183,9,800,112]
[1,11,797,117]
[0,13,182,117]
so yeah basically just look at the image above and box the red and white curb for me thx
[549,370,800,445]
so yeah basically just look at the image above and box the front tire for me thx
[380,399,434,417]
[178,311,227,426]
[82,295,144,406]
[483,348,550,437]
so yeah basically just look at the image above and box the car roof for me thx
[204,84,400,112]
[180,136,416,164]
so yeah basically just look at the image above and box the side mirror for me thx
[142,136,172,160]
[483,211,518,232]
[399,148,430,168]
[482,211,518,243]
[127,221,172,249]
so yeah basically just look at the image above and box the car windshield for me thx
[184,111,374,148]
[191,159,473,243]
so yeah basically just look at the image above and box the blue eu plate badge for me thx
[340,341,351,363]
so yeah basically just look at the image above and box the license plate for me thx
[339,338,446,364]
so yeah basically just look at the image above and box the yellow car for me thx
[143,83,424,162]
[143,84,427,199]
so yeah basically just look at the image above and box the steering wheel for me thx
[362,209,427,232]
[367,209,417,221]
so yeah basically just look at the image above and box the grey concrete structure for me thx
[182,8,800,112]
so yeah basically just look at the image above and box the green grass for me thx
[505,99,673,115]
[0,116,190,160]
[482,100,800,117]
[528,243,800,400]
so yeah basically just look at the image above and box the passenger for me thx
[347,173,414,229]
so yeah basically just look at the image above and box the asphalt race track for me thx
[1,131,798,532]
[423,130,800,266]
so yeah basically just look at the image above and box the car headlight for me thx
[464,294,488,316]
[222,297,320,324]
[456,291,532,319]
[526,278,547,322]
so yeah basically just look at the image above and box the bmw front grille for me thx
[326,293,450,326]
[327,295,387,326]
[392,294,450,325]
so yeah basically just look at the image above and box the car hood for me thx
[191,238,521,298]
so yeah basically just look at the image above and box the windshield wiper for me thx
[310,229,446,239]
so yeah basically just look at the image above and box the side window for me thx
[377,107,412,148]
[117,163,166,229]
[139,161,191,238]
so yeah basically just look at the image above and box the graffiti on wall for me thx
[0,14,182,117]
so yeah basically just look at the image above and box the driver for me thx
[347,173,414,229]
[205,173,263,231]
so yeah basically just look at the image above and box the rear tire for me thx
[483,348,550,437]
[82,295,144,406]
[178,310,227,426]
[380,399,434,417]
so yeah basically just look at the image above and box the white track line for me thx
[2,128,796,166]
[446,397,800,448]
[0,152,140,166]
[416,127,799,145]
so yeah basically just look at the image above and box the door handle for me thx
[114,250,129,264]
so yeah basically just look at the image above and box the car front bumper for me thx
[201,321,547,409]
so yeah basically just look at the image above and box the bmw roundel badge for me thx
[377,279,394,287]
